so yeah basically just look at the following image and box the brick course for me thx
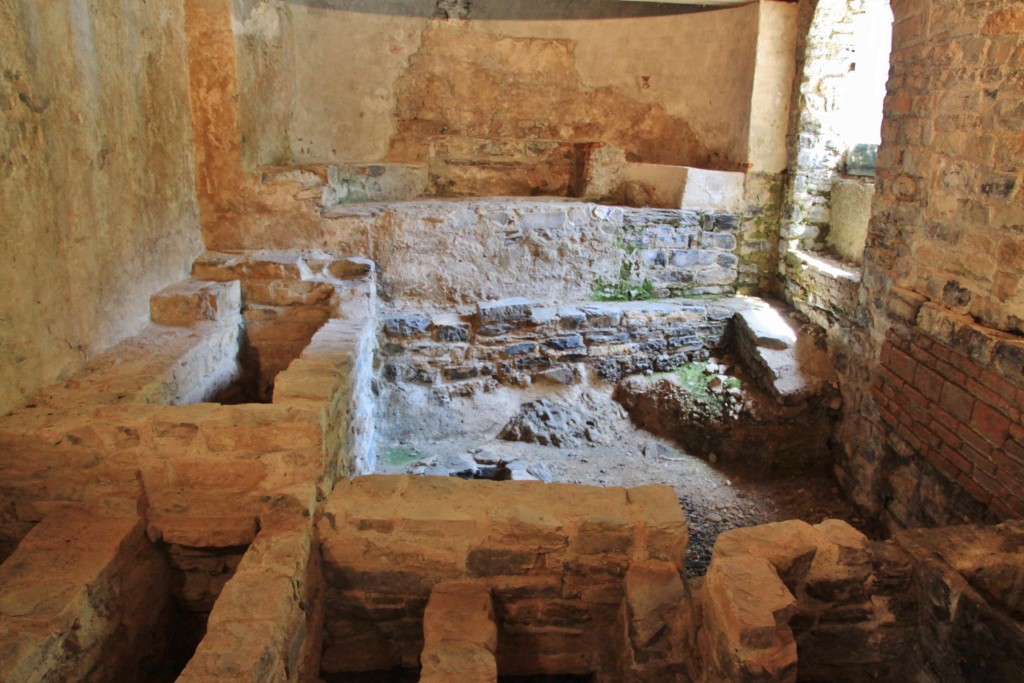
[875,328,1024,518]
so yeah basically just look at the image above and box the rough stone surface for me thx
[0,509,177,683]
[420,581,498,683]
[274,2,760,169]
[380,296,742,390]
[827,178,873,264]
[150,280,242,327]
[499,399,609,448]
[318,475,688,678]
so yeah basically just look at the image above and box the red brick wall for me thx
[873,331,1024,519]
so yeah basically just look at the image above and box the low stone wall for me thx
[420,581,499,683]
[192,250,374,402]
[381,297,742,390]
[362,201,746,304]
[0,249,378,683]
[783,249,861,332]
[178,515,323,682]
[317,475,687,679]
[0,508,179,682]
[0,252,377,555]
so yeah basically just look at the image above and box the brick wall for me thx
[873,316,1024,521]
[827,0,1024,527]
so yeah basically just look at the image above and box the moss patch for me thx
[385,446,421,467]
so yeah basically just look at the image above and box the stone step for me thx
[732,300,835,405]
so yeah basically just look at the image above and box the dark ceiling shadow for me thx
[282,0,734,21]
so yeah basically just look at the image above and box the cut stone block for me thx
[477,297,532,323]
[735,305,797,351]
[192,250,303,281]
[703,554,798,680]
[327,256,375,279]
[624,164,746,211]
[150,279,241,327]
[383,314,431,337]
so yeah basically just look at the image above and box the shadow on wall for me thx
[281,0,716,20]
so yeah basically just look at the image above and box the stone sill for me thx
[791,248,862,283]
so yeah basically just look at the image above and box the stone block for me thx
[702,232,738,251]
[323,163,429,205]
[478,297,533,323]
[434,317,471,343]
[543,334,585,351]
[623,164,745,211]
[423,581,497,653]
[558,306,587,328]
[151,279,241,326]
[383,314,431,337]
[734,305,797,351]
[704,557,798,675]
[623,560,687,650]
[420,641,498,683]
[712,521,819,589]
[243,279,334,306]
[192,251,303,281]
[581,305,623,327]
[328,257,375,279]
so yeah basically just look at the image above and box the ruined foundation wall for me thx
[0,1,204,414]
[839,0,1024,525]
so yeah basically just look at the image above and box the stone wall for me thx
[0,0,204,415]
[780,0,886,256]
[317,475,687,679]
[381,297,738,392]
[328,200,748,306]
[0,251,377,556]
[249,0,760,172]
[873,297,1023,525]
[178,516,323,682]
[0,509,181,682]
[834,0,1024,527]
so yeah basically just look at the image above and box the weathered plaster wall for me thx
[747,0,799,175]
[278,0,760,170]
[837,0,1024,527]
[233,0,295,167]
[0,1,203,414]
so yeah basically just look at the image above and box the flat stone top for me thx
[322,196,723,219]
[326,475,684,529]
[736,305,798,350]
[0,508,140,622]
[381,295,753,320]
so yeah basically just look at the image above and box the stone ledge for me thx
[150,279,241,326]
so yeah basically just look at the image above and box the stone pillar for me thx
[420,581,498,683]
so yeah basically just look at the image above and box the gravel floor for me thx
[376,383,875,577]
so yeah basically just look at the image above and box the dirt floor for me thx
[374,381,874,577]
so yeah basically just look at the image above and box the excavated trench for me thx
[373,297,874,576]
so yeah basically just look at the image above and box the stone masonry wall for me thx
[837,0,1024,526]
[780,0,872,254]
[317,475,687,679]
[380,297,739,391]
[0,0,204,415]
[0,251,377,557]
[366,201,748,305]
[0,509,179,682]
[873,297,1024,525]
